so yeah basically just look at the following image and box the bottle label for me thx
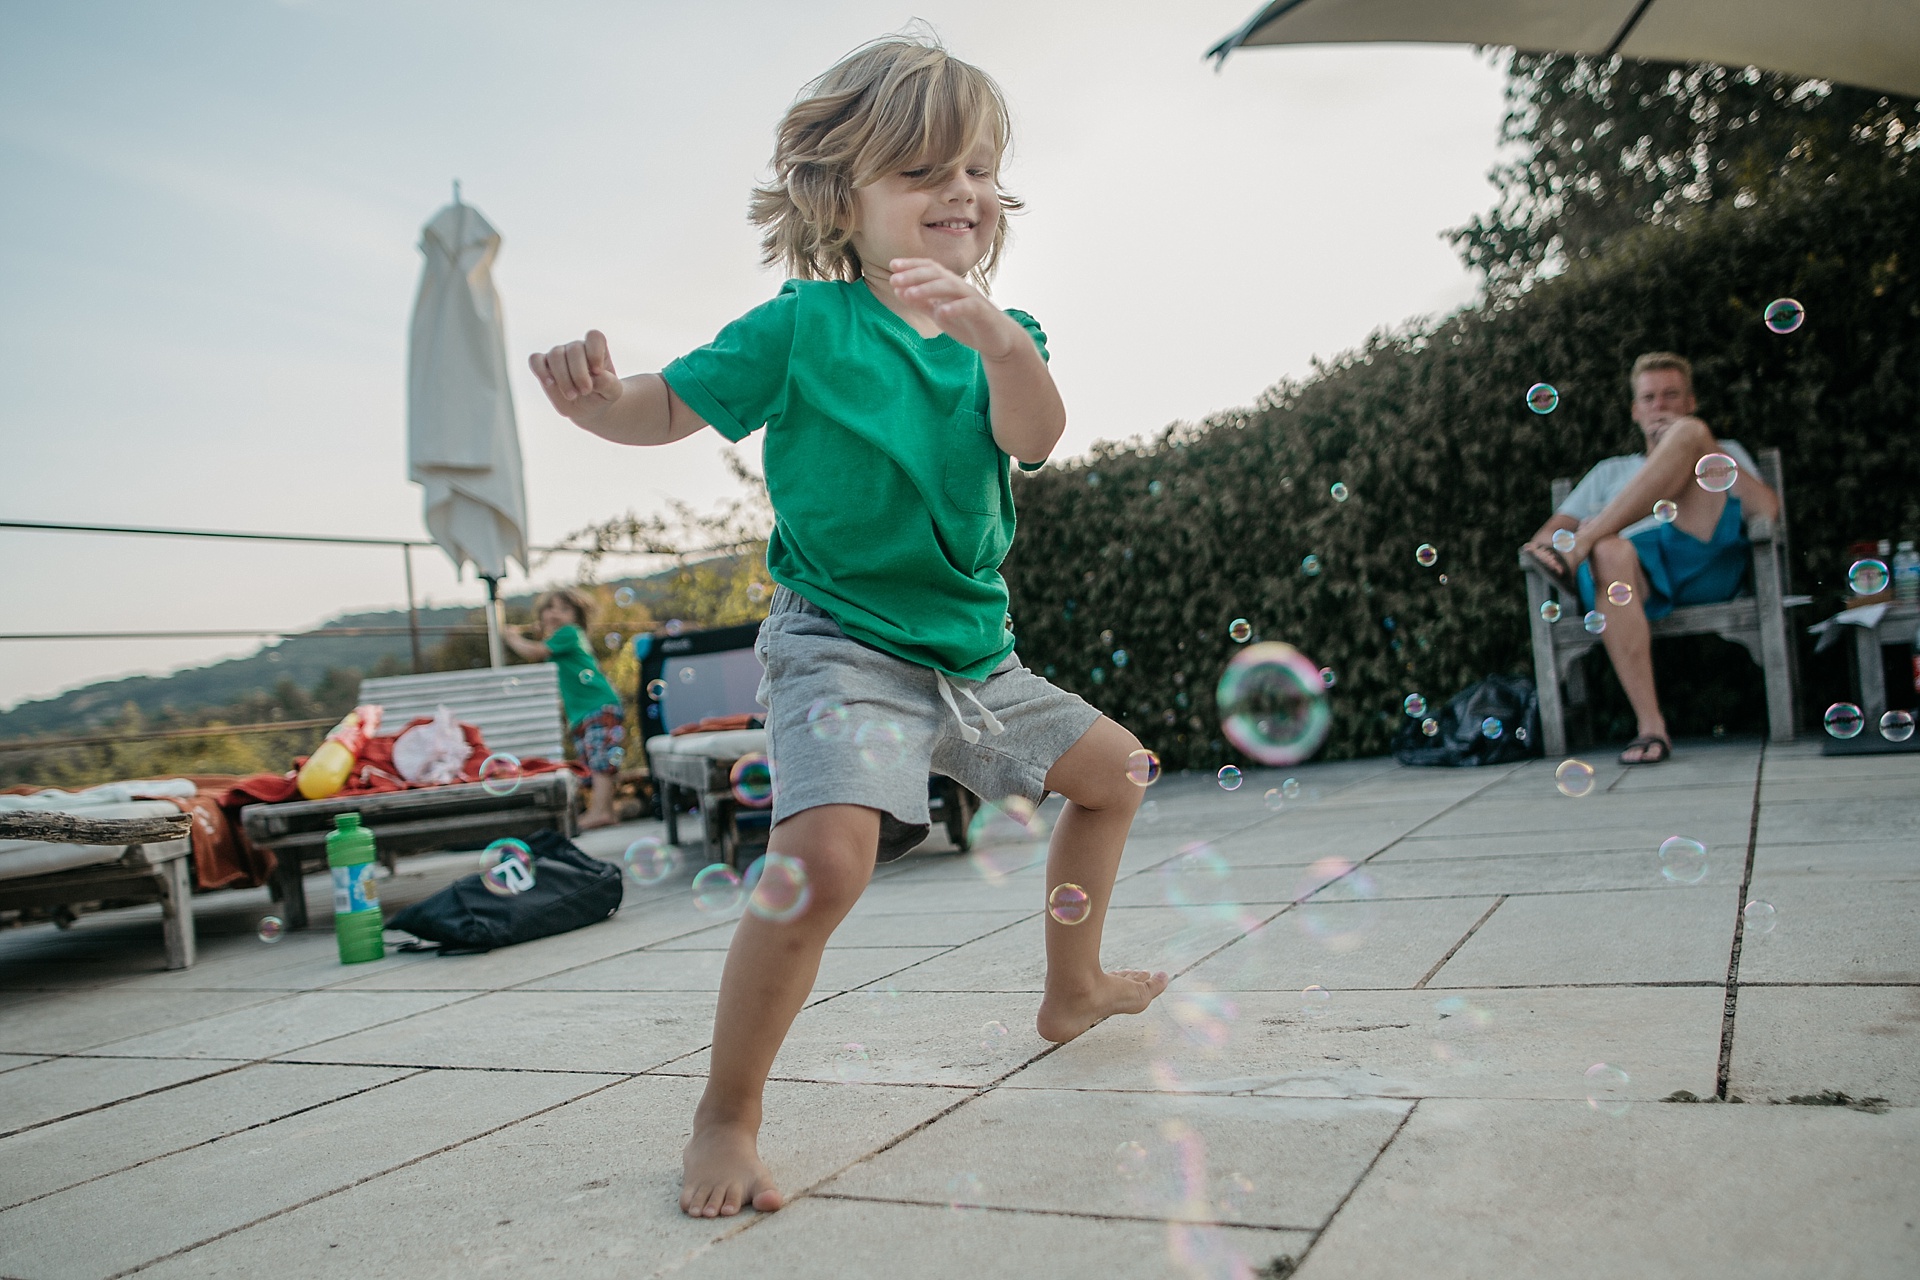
[331,862,380,915]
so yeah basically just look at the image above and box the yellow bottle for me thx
[296,706,382,800]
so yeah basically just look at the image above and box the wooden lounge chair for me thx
[1520,446,1811,756]
[0,806,197,969]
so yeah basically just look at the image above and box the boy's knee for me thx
[1591,536,1637,572]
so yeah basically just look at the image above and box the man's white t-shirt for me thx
[1557,439,1760,540]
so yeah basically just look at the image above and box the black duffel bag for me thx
[388,829,621,954]
[1392,674,1543,767]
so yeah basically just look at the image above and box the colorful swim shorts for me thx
[570,705,627,775]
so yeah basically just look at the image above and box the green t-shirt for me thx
[546,624,621,725]
[662,279,1047,680]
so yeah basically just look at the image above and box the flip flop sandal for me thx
[1620,735,1672,765]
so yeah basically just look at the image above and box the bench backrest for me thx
[358,665,566,761]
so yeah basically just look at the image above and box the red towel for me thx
[218,717,579,808]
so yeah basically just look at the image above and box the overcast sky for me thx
[0,0,1510,713]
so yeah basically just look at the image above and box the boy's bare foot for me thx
[1036,968,1169,1043]
[681,1121,783,1218]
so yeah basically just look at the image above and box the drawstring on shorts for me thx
[936,672,1005,745]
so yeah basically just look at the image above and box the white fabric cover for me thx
[646,730,769,761]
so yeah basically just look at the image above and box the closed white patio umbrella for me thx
[1209,0,1920,98]
[408,184,528,669]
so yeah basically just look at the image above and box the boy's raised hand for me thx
[889,259,1021,360]
[529,330,624,420]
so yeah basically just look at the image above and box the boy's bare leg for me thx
[681,804,880,1218]
[1589,537,1670,756]
[1036,717,1169,1043]
[579,772,618,830]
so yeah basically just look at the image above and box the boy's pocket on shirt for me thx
[942,410,1003,517]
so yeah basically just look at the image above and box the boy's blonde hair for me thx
[534,587,593,634]
[750,37,1021,288]
[1629,351,1694,395]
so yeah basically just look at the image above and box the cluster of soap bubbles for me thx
[1658,836,1708,885]
[480,838,536,896]
[477,753,522,797]
[1215,642,1333,766]
[1555,758,1596,797]
[728,753,774,808]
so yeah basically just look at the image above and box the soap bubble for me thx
[832,1042,874,1082]
[614,586,636,607]
[1480,716,1504,740]
[691,864,744,914]
[1606,580,1634,607]
[645,678,667,701]
[1148,480,1163,496]
[1300,985,1331,1018]
[1658,836,1709,884]
[1415,543,1439,568]
[743,852,811,923]
[1421,717,1439,737]
[1526,382,1559,414]
[1216,765,1242,791]
[728,753,775,808]
[1403,694,1427,718]
[1823,703,1864,740]
[805,699,850,741]
[1881,710,1916,742]
[1848,559,1889,596]
[480,839,536,896]
[1653,499,1678,524]
[855,719,907,769]
[1047,882,1091,925]
[1583,610,1607,635]
[1301,555,1322,577]
[1319,667,1337,689]
[477,753,523,797]
[1111,649,1130,668]
[1263,788,1284,811]
[1114,1141,1148,1178]
[1089,667,1107,685]
[664,619,684,637]
[1555,758,1596,797]
[577,669,596,685]
[1139,799,1160,823]
[677,665,696,684]
[1229,618,1253,643]
[1540,600,1563,623]
[1166,985,1240,1051]
[1158,843,1233,920]
[502,675,520,692]
[1214,1171,1256,1215]
[257,916,284,943]
[1100,629,1115,647]
[1763,297,1805,334]
[1585,1063,1631,1116]
[1126,748,1162,786]
[1743,899,1777,935]
[1293,857,1377,951]
[967,797,1050,883]
[945,1172,984,1214]
[1215,642,1333,766]
[1694,453,1738,493]
[607,746,625,769]
[622,837,681,887]
[604,632,622,650]
[1551,528,1577,554]
[1281,778,1301,799]
[1330,482,1350,502]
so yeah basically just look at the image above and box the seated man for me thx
[1522,352,1780,765]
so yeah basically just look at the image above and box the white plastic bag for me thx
[392,705,469,785]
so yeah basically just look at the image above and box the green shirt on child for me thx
[547,624,621,725]
[662,279,1047,681]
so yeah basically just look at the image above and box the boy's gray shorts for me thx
[755,587,1102,862]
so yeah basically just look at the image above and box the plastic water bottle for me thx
[1893,540,1920,603]
[327,813,385,964]
[297,705,383,800]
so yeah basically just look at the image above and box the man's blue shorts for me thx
[1578,496,1749,621]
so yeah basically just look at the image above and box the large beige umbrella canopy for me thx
[408,184,528,669]
[1209,0,1920,98]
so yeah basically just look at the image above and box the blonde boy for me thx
[529,38,1167,1218]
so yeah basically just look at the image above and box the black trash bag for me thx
[1392,675,1543,767]
[387,829,621,954]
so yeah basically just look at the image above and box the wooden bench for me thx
[0,809,197,969]
[1520,446,1811,756]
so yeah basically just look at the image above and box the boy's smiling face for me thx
[539,597,579,635]
[849,137,1000,282]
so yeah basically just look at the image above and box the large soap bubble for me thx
[1214,642,1332,766]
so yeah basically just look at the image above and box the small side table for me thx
[1825,599,1920,755]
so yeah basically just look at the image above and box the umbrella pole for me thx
[483,576,505,669]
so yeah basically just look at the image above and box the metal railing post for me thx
[402,544,422,673]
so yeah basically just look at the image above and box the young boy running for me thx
[503,588,624,829]
[528,37,1168,1219]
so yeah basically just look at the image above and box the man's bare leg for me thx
[1580,417,1728,546]
[681,805,879,1218]
[1588,536,1670,759]
[1035,717,1169,1043]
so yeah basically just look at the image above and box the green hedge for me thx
[1002,165,1920,769]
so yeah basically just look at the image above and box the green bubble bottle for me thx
[326,813,385,964]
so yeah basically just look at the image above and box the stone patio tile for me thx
[1431,887,1737,987]
[328,909,729,992]
[823,908,1034,949]
[1410,796,1753,844]
[520,945,945,993]
[0,1066,617,1280]
[0,1062,409,1209]
[847,872,1059,916]
[671,1198,1312,1280]
[134,1075,963,1280]
[1386,829,1672,858]
[666,990,1045,1087]
[1188,895,1500,992]
[1110,861,1334,910]
[0,1054,232,1136]
[883,906,1255,993]
[1734,881,1920,984]
[1294,1098,1920,1280]
[1756,795,1920,847]
[1361,849,1682,898]
[1728,985,1920,1105]
[823,1088,1408,1229]
[1005,987,1720,1102]
[290,989,719,1073]
[0,1052,47,1073]
[1750,840,1920,883]
[1759,749,1915,785]
[86,990,471,1060]
[0,988,283,1054]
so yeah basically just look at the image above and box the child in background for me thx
[529,37,1167,1218]
[504,587,624,829]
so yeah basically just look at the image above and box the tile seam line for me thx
[1288,1096,1422,1272]
[0,1068,428,1215]
[1412,895,1509,989]
[101,1071,633,1279]
[807,1189,1322,1231]
[0,1059,255,1142]
[1716,740,1768,1100]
